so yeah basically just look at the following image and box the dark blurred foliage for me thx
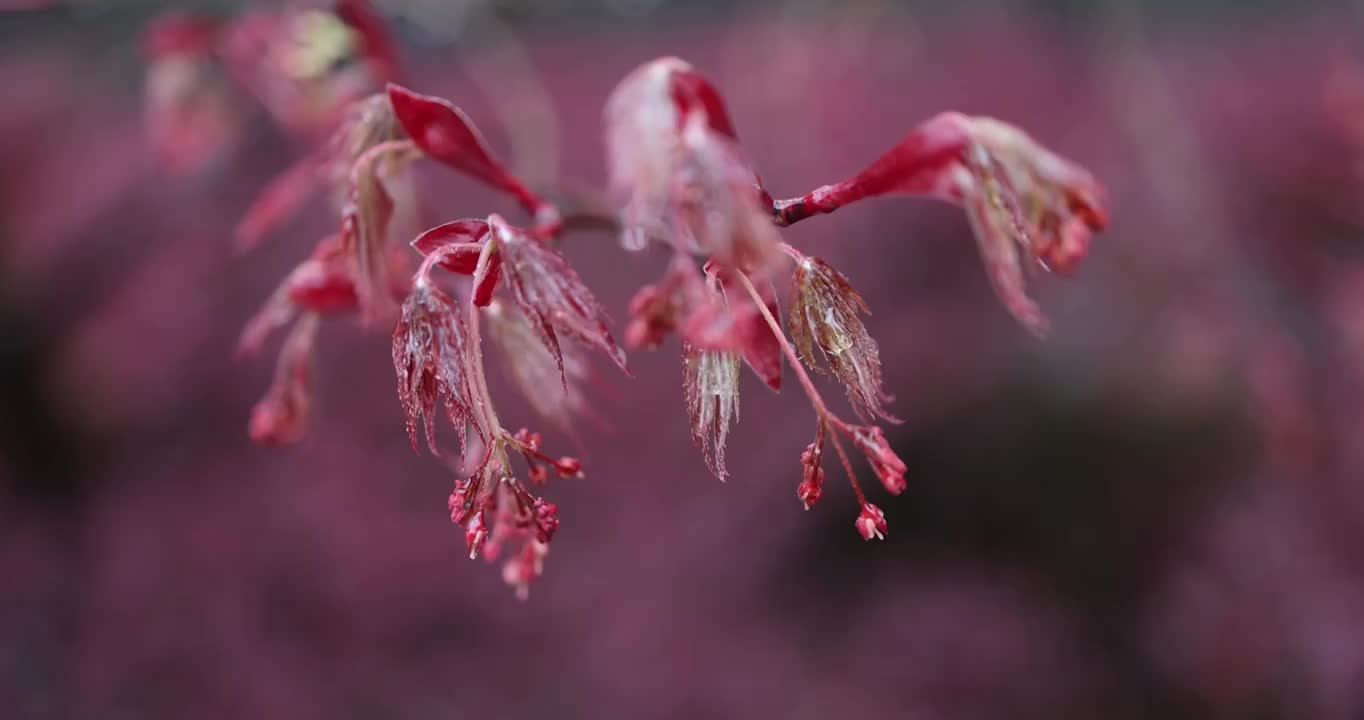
[4,1,1364,718]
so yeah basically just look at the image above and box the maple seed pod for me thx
[788,256,898,423]
[855,502,889,541]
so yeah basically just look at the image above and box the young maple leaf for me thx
[788,255,898,424]
[393,278,480,454]
[386,84,551,219]
[487,216,629,380]
[486,299,601,438]
[410,219,491,274]
[683,341,741,481]
[341,136,420,321]
[957,118,1108,334]
[773,112,1108,335]
[604,57,780,271]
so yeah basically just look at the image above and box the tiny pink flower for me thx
[851,425,908,496]
[797,462,823,510]
[797,425,827,510]
[855,502,888,541]
[463,509,489,560]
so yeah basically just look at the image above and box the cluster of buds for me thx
[157,3,1109,594]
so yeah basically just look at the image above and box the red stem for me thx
[735,271,868,502]
[770,112,971,227]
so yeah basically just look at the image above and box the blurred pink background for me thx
[3,1,1364,718]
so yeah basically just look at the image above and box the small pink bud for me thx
[853,426,908,496]
[513,428,542,450]
[797,441,825,510]
[532,499,560,544]
[464,510,488,559]
[855,503,888,541]
[553,457,583,478]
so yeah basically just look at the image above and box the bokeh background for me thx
[4,0,1364,717]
